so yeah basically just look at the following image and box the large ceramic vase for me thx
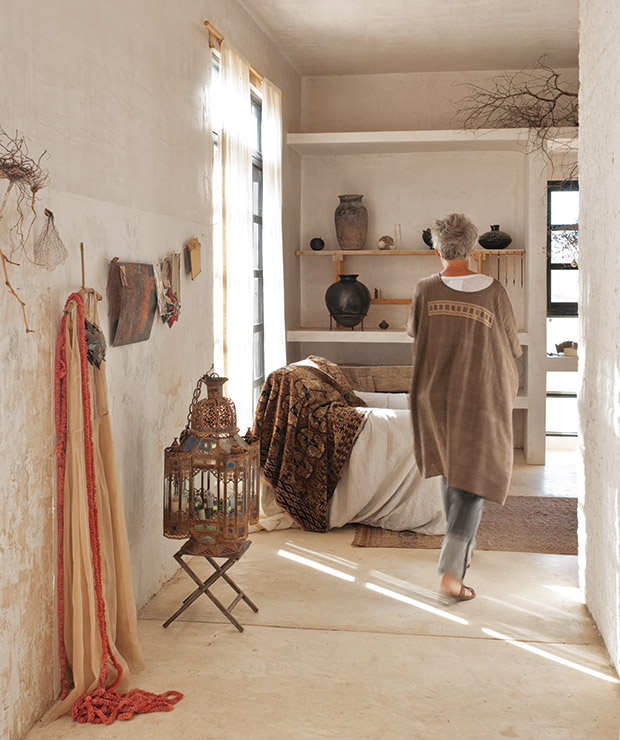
[325,274,371,328]
[334,194,368,251]
[478,224,512,250]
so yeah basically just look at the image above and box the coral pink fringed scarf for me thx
[53,291,182,724]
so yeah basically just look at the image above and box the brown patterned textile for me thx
[251,357,368,531]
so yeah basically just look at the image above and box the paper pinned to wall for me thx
[185,238,201,280]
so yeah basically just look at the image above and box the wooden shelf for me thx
[371,298,411,305]
[287,128,577,156]
[296,248,524,256]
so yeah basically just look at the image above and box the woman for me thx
[406,213,522,601]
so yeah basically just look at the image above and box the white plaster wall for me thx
[297,150,526,361]
[578,0,620,674]
[0,1,300,738]
[302,69,578,133]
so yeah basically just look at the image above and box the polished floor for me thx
[26,442,620,740]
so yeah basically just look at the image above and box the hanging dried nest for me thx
[0,126,50,333]
[33,208,67,271]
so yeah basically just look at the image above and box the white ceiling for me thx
[238,0,579,75]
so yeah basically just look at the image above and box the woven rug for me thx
[352,496,577,554]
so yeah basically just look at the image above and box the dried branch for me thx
[0,127,49,333]
[454,58,578,176]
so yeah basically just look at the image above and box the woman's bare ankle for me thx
[439,573,462,596]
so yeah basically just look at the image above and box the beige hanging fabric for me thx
[47,291,147,720]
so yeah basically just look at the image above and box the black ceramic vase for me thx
[422,228,433,249]
[478,224,512,250]
[334,194,368,251]
[325,274,371,328]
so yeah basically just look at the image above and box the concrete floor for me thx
[27,444,620,740]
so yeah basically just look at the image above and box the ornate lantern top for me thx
[185,370,238,439]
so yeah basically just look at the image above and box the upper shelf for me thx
[287,128,578,156]
[295,249,525,256]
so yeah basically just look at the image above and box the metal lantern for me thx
[163,371,260,555]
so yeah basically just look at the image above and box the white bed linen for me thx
[327,407,446,534]
[251,392,446,535]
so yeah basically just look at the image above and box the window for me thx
[547,180,579,317]
[546,180,579,437]
[251,94,265,409]
[211,51,265,410]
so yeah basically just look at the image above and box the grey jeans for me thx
[438,479,485,580]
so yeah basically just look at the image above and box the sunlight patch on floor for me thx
[481,627,620,684]
[277,549,356,581]
[365,582,469,625]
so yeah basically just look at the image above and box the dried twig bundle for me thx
[0,126,50,333]
[454,58,578,175]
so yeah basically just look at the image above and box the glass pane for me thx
[252,165,262,216]
[547,371,579,393]
[253,383,262,413]
[546,316,579,354]
[253,221,263,270]
[251,100,261,153]
[253,329,264,382]
[550,190,579,225]
[253,275,263,324]
[550,230,579,264]
[550,270,579,304]
[546,396,578,435]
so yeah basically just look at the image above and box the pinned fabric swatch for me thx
[107,260,157,346]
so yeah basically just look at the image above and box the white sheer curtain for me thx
[261,79,287,374]
[218,40,254,429]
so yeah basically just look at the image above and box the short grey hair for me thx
[430,213,478,261]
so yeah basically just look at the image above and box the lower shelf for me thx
[287,329,530,345]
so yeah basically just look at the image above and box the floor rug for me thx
[352,496,577,554]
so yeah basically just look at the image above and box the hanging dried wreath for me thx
[0,126,49,333]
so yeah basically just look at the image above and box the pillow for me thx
[354,391,410,410]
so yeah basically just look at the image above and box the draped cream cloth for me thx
[261,79,287,375]
[219,40,254,429]
[48,292,144,720]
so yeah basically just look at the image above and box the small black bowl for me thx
[310,237,325,251]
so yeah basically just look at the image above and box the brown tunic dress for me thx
[406,274,522,504]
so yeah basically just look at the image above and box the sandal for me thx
[440,584,476,603]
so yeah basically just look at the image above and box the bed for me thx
[250,357,446,536]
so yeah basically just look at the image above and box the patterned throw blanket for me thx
[251,358,368,532]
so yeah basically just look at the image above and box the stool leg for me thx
[163,541,259,630]
[205,556,259,613]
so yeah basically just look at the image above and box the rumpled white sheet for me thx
[251,390,446,535]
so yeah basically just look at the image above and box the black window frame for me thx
[251,93,265,409]
[546,179,579,318]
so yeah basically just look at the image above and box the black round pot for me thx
[310,237,325,251]
[325,274,371,328]
[478,224,512,250]
[422,228,433,249]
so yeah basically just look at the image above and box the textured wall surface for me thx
[0,1,300,738]
[578,0,620,674]
[302,68,578,133]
